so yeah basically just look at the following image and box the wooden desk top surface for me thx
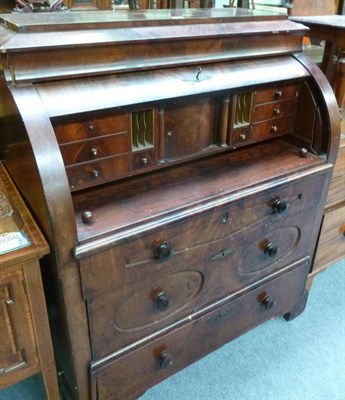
[0,8,288,33]
[290,15,345,29]
[0,163,49,268]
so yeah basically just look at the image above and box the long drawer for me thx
[91,258,310,400]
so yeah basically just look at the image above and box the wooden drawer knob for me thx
[92,169,99,178]
[271,198,289,213]
[275,89,283,98]
[299,148,308,158]
[81,210,94,224]
[261,294,275,310]
[154,291,170,311]
[153,241,173,261]
[90,147,98,157]
[264,242,278,258]
[157,350,173,369]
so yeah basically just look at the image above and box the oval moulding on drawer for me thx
[113,270,204,332]
[238,225,301,275]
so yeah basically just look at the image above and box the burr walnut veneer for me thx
[0,9,340,400]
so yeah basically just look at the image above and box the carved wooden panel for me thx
[0,269,37,382]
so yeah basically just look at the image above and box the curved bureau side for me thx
[293,52,341,165]
[7,84,91,400]
[8,84,77,263]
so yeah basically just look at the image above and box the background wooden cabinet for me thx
[64,0,113,10]
[0,163,59,400]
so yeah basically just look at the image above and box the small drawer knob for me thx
[299,148,308,158]
[88,124,95,131]
[271,198,289,213]
[275,89,283,98]
[261,294,275,310]
[239,133,246,141]
[273,108,281,116]
[92,170,99,178]
[157,350,173,369]
[153,241,173,260]
[264,242,278,258]
[154,291,170,311]
[271,125,278,133]
[90,148,98,157]
[81,210,94,224]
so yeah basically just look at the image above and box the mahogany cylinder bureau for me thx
[0,9,340,400]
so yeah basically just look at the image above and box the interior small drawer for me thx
[251,116,294,142]
[60,133,128,166]
[253,84,299,105]
[53,112,130,144]
[251,99,297,123]
[91,259,309,400]
[131,147,156,171]
[66,155,129,191]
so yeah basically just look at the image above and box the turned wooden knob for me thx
[157,350,173,369]
[264,242,278,258]
[299,148,308,158]
[90,147,98,157]
[81,210,94,224]
[271,198,289,213]
[261,294,275,310]
[153,241,173,260]
[154,291,170,311]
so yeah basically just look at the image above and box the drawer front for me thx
[53,113,130,144]
[332,139,345,176]
[325,140,345,208]
[325,173,345,208]
[66,155,129,191]
[0,269,38,383]
[131,147,156,171]
[79,171,327,300]
[251,116,294,142]
[162,98,216,161]
[313,204,345,273]
[91,259,309,400]
[253,84,299,105]
[251,99,297,123]
[60,132,128,166]
[87,209,317,358]
[230,126,251,147]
